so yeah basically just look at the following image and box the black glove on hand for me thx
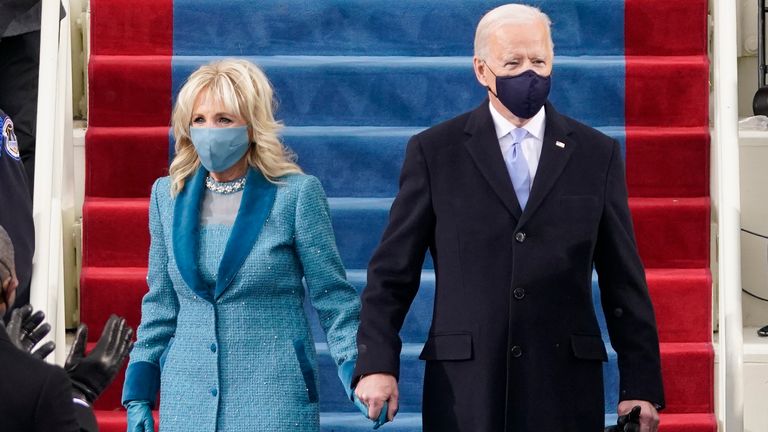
[6,304,55,360]
[605,405,642,432]
[65,314,134,404]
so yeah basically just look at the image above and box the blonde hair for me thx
[474,4,553,60]
[169,58,302,195]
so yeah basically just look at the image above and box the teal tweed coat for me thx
[122,167,360,431]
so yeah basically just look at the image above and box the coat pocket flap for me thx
[419,332,473,361]
[293,339,319,403]
[570,334,608,361]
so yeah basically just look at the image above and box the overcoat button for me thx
[210,388,218,397]
[515,232,526,243]
[513,288,526,300]
[210,343,217,353]
[511,346,522,358]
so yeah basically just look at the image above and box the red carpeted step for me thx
[658,413,717,432]
[88,55,708,130]
[659,343,714,414]
[625,56,709,128]
[89,340,712,413]
[86,127,170,198]
[85,126,710,199]
[89,0,707,59]
[631,197,710,269]
[81,197,709,269]
[88,55,172,128]
[625,0,708,56]
[82,198,150,268]
[647,269,711,343]
[80,267,148,343]
[625,127,709,198]
[91,0,171,56]
[80,267,710,347]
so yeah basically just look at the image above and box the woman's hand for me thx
[126,400,154,432]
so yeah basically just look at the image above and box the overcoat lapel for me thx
[463,102,523,221]
[173,167,277,302]
[214,168,276,299]
[173,167,210,301]
[518,103,575,227]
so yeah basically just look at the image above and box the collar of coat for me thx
[172,166,277,303]
[463,100,576,227]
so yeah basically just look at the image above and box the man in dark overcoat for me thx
[352,4,665,432]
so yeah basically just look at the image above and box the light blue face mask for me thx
[189,126,250,173]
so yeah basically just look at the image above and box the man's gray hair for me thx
[474,4,553,59]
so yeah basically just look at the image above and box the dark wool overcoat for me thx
[355,101,665,432]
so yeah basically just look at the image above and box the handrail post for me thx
[30,0,73,365]
[712,0,744,430]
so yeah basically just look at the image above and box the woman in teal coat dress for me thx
[121,59,364,431]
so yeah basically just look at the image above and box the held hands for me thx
[6,304,55,359]
[66,314,134,404]
[607,401,659,432]
[354,373,399,427]
[337,361,391,428]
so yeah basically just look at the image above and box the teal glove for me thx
[126,400,154,432]
[338,360,390,429]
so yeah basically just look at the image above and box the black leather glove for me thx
[65,314,134,404]
[6,304,55,360]
[605,405,641,432]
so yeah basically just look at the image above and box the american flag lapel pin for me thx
[556,141,566,148]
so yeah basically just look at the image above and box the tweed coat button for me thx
[210,388,218,396]
[510,345,522,358]
[515,232,526,243]
[210,343,217,353]
[513,288,526,300]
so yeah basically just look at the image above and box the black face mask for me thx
[485,64,551,119]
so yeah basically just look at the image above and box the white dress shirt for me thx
[488,102,547,186]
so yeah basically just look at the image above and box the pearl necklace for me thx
[205,175,246,194]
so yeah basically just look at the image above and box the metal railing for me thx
[30,0,76,365]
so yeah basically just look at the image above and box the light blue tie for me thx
[505,128,531,210]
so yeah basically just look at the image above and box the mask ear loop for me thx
[482,60,501,98]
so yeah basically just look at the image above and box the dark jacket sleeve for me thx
[593,140,665,409]
[354,135,436,384]
[33,365,80,432]
[74,402,99,432]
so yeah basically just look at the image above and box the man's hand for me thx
[65,314,134,404]
[6,304,55,359]
[354,373,399,422]
[617,400,659,432]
